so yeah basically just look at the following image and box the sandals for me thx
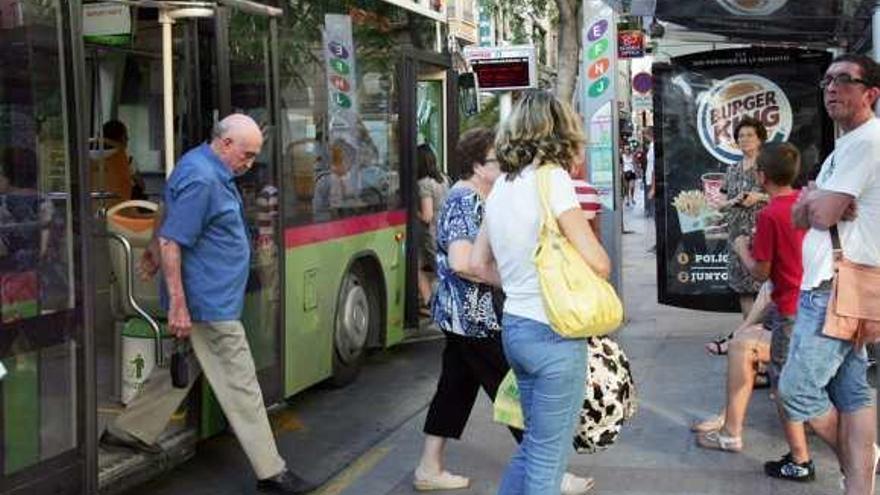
[705,333,733,356]
[690,414,724,433]
[413,469,470,491]
[696,429,742,452]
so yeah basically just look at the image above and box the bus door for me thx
[401,52,455,330]
[0,1,86,493]
[217,8,284,403]
[83,6,208,491]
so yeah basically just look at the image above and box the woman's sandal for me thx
[696,429,743,452]
[690,414,725,433]
[705,333,733,356]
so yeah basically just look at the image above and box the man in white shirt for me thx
[778,54,880,494]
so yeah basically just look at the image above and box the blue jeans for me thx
[498,314,587,495]
[778,289,874,422]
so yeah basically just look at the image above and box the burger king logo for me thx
[716,0,787,15]
[697,74,792,165]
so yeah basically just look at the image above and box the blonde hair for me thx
[495,90,585,179]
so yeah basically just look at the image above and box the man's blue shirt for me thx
[159,144,250,321]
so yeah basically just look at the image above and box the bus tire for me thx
[329,263,377,387]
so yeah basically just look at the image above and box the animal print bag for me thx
[493,336,637,453]
[574,336,638,454]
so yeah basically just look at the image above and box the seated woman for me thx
[691,282,772,451]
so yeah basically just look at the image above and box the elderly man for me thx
[101,114,315,494]
[779,54,880,494]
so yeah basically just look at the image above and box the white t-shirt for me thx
[645,142,655,186]
[484,165,580,324]
[801,117,880,290]
[623,154,635,173]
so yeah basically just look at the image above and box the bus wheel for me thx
[330,265,375,386]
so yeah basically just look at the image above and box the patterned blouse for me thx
[431,185,501,338]
[724,160,765,294]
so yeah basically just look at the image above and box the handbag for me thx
[492,336,637,453]
[534,166,623,338]
[822,225,880,346]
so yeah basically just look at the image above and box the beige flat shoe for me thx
[561,472,595,494]
[690,414,724,433]
[413,469,470,491]
[696,429,742,452]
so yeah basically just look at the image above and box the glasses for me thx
[818,73,871,89]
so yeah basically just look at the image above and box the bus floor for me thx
[123,201,853,495]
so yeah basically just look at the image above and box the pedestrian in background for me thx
[102,114,315,495]
[471,90,610,494]
[416,143,448,316]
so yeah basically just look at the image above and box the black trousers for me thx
[423,331,523,442]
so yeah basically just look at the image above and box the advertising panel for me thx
[654,47,832,312]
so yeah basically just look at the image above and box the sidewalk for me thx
[326,201,844,495]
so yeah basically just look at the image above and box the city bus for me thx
[0,0,458,493]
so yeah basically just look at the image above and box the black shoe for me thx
[99,430,163,455]
[764,452,816,482]
[257,470,318,494]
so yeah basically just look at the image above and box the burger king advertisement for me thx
[654,47,832,312]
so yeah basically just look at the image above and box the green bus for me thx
[0,1,458,493]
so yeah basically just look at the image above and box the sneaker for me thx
[413,468,470,491]
[561,472,595,494]
[257,469,318,494]
[764,452,815,482]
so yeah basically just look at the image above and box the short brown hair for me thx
[455,127,496,180]
[756,142,800,186]
[734,116,768,143]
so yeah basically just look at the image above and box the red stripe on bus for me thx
[284,209,407,248]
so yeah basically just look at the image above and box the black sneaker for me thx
[764,452,816,482]
[257,469,318,494]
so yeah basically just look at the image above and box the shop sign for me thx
[654,47,832,312]
[582,0,617,210]
[617,30,644,59]
[478,3,494,46]
[83,2,131,46]
[324,15,358,129]
[464,45,536,91]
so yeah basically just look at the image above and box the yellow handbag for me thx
[534,166,623,338]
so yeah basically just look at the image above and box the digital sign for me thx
[463,45,537,92]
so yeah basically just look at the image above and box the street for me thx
[130,202,847,495]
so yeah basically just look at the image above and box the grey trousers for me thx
[110,320,286,480]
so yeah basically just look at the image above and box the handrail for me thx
[105,232,165,367]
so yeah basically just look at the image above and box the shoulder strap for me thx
[536,166,560,234]
[830,224,842,262]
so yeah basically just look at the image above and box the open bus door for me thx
[80,1,283,493]
[400,50,457,330]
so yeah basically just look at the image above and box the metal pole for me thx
[499,91,513,121]
[160,10,175,177]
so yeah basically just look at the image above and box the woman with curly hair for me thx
[471,91,610,494]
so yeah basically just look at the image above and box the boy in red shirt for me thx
[733,142,813,482]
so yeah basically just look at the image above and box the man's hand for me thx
[168,298,193,338]
[740,192,765,208]
[842,201,858,222]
